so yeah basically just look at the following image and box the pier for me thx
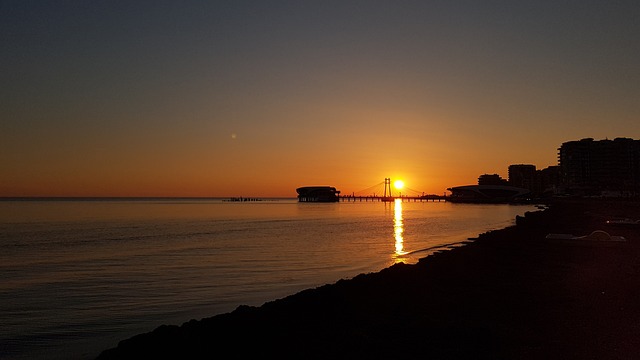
[298,178,447,202]
[339,195,446,202]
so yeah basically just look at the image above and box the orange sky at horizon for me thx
[2,2,638,198]
[0,119,567,198]
[2,97,569,197]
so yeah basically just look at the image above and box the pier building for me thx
[296,186,341,202]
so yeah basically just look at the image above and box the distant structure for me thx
[383,178,393,198]
[537,166,561,196]
[447,184,530,203]
[508,164,560,197]
[448,173,529,203]
[446,137,640,201]
[296,186,341,202]
[225,197,262,202]
[478,174,509,186]
[558,137,640,196]
[508,165,537,190]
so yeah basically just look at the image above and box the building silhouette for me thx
[478,174,508,186]
[452,137,639,200]
[537,166,560,196]
[558,137,640,195]
[296,186,341,202]
[508,165,537,190]
[508,164,560,197]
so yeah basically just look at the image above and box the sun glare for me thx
[394,180,404,190]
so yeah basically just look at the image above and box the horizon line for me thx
[0,196,298,201]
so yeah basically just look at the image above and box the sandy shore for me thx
[97,198,640,359]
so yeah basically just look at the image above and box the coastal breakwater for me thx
[97,199,640,359]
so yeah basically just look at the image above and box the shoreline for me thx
[97,198,640,359]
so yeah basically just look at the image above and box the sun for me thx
[394,180,404,190]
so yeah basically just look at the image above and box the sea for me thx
[0,198,537,359]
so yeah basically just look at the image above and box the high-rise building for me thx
[508,164,537,190]
[538,166,560,195]
[507,164,560,196]
[558,138,640,193]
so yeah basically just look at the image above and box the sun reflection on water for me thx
[393,198,408,261]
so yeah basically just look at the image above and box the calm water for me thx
[0,199,536,359]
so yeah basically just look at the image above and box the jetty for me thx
[339,194,446,202]
[298,178,447,202]
[224,197,263,202]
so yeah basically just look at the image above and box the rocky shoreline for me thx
[97,199,640,359]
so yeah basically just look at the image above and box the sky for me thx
[2,1,639,197]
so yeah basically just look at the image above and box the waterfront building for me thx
[447,185,530,203]
[508,164,560,197]
[537,166,560,196]
[296,186,341,202]
[508,164,537,190]
[558,137,640,195]
[478,174,509,186]
[448,172,529,203]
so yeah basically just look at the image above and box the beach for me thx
[97,199,640,359]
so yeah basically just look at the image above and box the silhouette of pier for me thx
[339,178,447,202]
[339,194,446,202]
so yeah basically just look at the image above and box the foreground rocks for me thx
[98,199,640,359]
